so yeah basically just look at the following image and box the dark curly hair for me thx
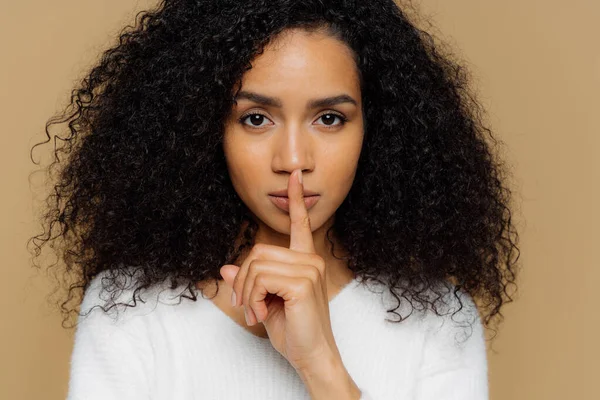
[29,0,520,340]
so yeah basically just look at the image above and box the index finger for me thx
[288,169,316,254]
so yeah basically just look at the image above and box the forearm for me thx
[297,355,362,400]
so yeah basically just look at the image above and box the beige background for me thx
[1,0,597,399]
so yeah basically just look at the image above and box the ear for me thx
[219,264,240,288]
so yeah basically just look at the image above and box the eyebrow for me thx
[233,90,358,109]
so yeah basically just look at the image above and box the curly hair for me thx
[29,0,520,340]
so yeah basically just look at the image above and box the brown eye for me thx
[239,113,271,128]
[315,112,347,127]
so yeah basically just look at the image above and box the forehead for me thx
[239,29,360,96]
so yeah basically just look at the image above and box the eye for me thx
[239,112,272,128]
[238,111,348,130]
[315,112,348,128]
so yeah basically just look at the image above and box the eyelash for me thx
[238,111,348,130]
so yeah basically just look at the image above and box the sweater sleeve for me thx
[414,291,489,400]
[66,275,154,400]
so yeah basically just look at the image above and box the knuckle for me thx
[311,254,325,270]
[255,273,266,287]
[307,266,320,282]
[248,259,260,272]
[251,243,267,258]
[301,277,314,292]
[253,243,264,252]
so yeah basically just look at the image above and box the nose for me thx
[271,124,315,175]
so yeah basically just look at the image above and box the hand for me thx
[219,169,342,374]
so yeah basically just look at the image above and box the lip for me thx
[268,189,319,197]
[268,195,320,212]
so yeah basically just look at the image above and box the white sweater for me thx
[67,270,489,400]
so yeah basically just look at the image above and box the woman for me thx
[30,0,520,399]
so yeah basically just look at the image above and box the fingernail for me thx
[245,308,251,325]
[231,291,236,307]
[298,169,303,184]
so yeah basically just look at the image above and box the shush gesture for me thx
[219,169,342,374]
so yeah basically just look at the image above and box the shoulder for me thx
[405,283,489,397]
[372,278,484,346]
[78,267,185,327]
[69,268,158,399]
[420,282,482,341]
[415,282,487,374]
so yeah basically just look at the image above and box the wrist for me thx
[297,355,361,400]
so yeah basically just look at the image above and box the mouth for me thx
[268,195,320,213]
[268,189,319,197]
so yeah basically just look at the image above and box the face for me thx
[223,28,364,246]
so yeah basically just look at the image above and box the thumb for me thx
[219,264,240,288]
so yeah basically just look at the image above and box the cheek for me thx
[223,136,265,193]
[323,139,363,193]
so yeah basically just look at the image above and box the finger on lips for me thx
[233,169,317,326]
[289,169,316,254]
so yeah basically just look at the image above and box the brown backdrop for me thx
[1,1,596,398]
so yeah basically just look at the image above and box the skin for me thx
[218,169,362,399]
[200,28,364,339]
